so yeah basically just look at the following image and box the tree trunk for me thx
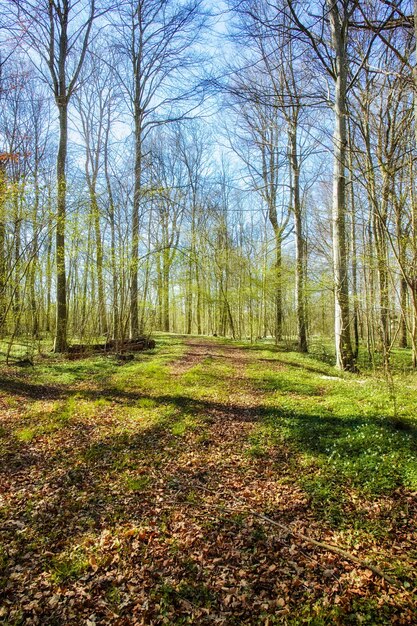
[30,171,40,338]
[13,186,21,332]
[394,192,408,348]
[374,175,390,350]
[163,248,170,332]
[156,251,163,329]
[412,0,417,365]
[54,104,68,352]
[347,131,359,359]
[289,123,308,352]
[185,252,192,334]
[0,162,7,336]
[196,260,202,335]
[328,2,355,371]
[104,116,119,342]
[91,187,107,335]
[139,216,152,334]
[274,228,282,343]
[130,108,142,339]
[45,196,53,334]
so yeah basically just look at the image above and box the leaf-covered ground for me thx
[0,335,416,625]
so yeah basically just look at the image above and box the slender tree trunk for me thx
[407,160,417,370]
[104,120,119,342]
[54,104,68,352]
[274,229,282,343]
[81,218,92,336]
[109,203,119,341]
[90,185,107,335]
[45,198,53,334]
[30,171,40,338]
[0,162,7,336]
[412,0,417,365]
[347,134,359,359]
[130,111,142,339]
[196,260,202,335]
[163,248,170,332]
[374,175,390,350]
[13,186,21,331]
[328,3,355,371]
[156,251,163,329]
[350,198,360,359]
[289,123,308,352]
[400,278,408,348]
[139,215,152,334]
[186,250,192,334]
[394,193,408,348]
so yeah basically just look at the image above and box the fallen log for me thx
[66,336,155,356]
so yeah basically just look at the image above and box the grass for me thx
[49,548,90,584]
[1,333,416,624]
[240,342,417,547]
[125,473,151,491]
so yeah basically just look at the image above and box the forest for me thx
[0,0,417,624]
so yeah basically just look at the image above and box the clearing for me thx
[0,335,416,624]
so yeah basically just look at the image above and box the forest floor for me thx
[0,334,416,625]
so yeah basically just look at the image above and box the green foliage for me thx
[50,548,89,583]
[246,345,417,502]
[125,474,151,491]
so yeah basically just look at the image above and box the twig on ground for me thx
[187,480,400,589]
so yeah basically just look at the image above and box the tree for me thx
[228,0,313,349]
[12,0,100,351]
[287,0,359,370]
[113,0,205,339]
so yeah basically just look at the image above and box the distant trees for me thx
[0,0,417,369]
[113,0,205,339]
[226,0,310,351]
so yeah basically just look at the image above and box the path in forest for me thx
[168,338,303,517]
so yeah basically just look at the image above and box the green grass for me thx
[49,548,90,584]
[125,473,151,491]
[243,343,417,541]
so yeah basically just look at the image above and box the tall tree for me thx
[12,0,99,351]
[114,0,205,338]
[287,0,358,369]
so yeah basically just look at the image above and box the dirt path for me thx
[167,337,313,520]
[171,337,230,374]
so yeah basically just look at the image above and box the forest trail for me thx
[0,336,416,624]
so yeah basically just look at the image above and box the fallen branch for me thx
[190,481,400,589]
[251,511,399,588]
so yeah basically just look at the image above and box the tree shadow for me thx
[0,377,65,400]
[263,357,337,377]
[261,404,417,449]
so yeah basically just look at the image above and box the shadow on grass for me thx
[0,377,65,400]
[240,343,337,375]
[265,405,417,447]
[2,370,417,444]
[2,346,416,501]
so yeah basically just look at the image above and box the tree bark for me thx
[289,123,308,352]
[130,118,141,339]
[0,161,7,336]
[90,187,107,335]
[328,1,355,371]
[54,103,68,352]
